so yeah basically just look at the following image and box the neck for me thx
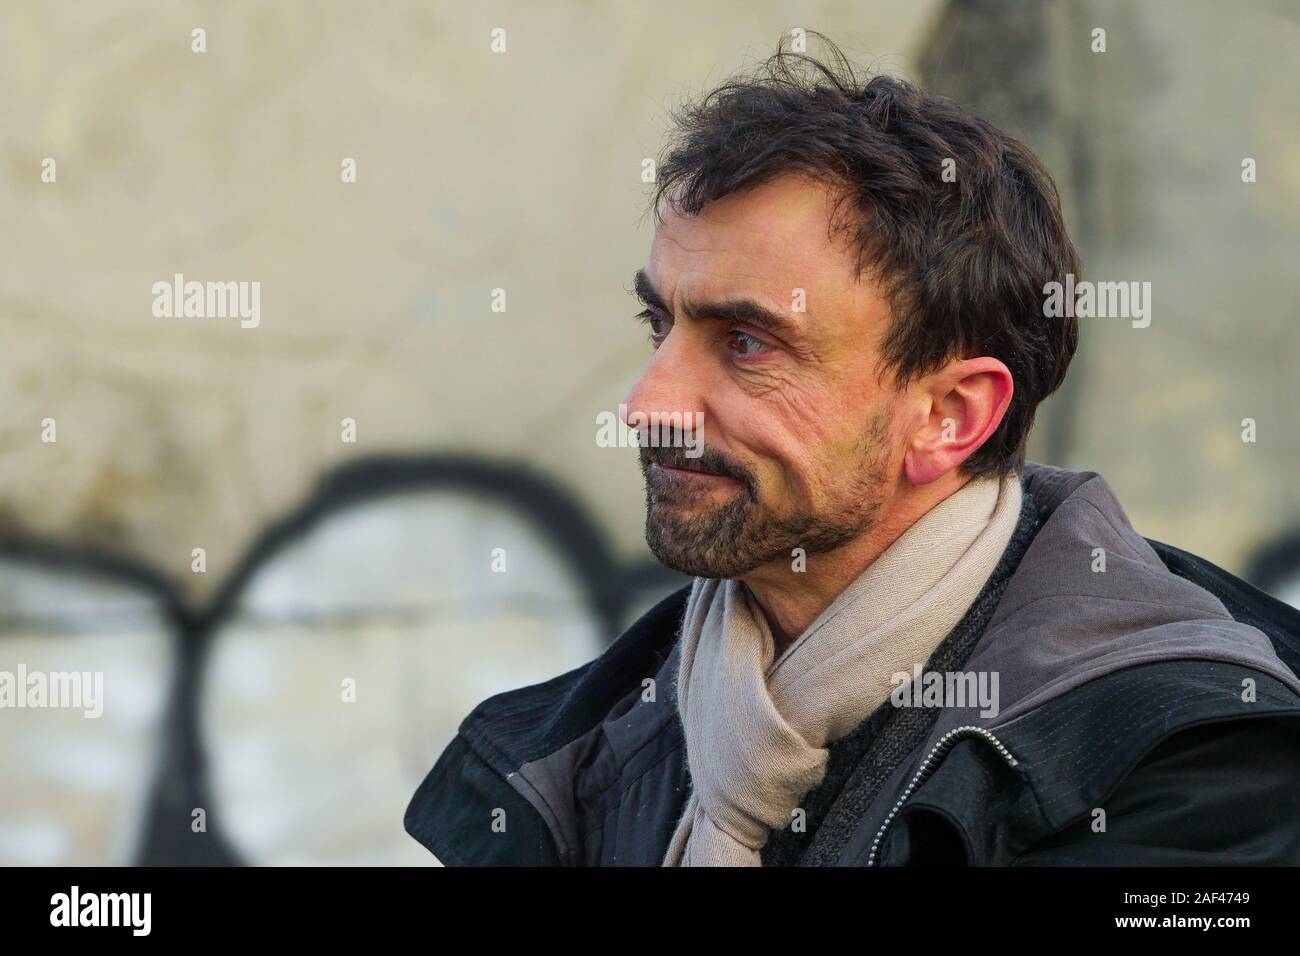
[741,473,971,658]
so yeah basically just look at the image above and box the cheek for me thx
[725,379,843,500]
[774,387,900,501]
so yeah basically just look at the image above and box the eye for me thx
[728,329,772,357]
[636,309,670,347]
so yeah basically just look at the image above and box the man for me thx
[405,38,1300,865]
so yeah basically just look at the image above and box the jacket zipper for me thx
[866,725,1019,866]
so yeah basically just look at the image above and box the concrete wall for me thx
[0,1,946,865]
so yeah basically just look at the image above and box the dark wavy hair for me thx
[649,32,1081,478]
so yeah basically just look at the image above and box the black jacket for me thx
[405,463,1300,865]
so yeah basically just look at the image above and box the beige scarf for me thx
[662,472,1023,866]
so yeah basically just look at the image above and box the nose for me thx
[620,330,708,437]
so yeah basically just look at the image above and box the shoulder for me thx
[446,583,691,781]
[404,584,691,864]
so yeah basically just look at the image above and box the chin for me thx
[645,528,753,580]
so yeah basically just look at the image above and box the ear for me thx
[903,357,1014,486]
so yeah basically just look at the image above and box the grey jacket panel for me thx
[879,462,1300,807]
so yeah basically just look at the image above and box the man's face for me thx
[625,175,906,579]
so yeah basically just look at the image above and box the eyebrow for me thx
[632,269,803,342]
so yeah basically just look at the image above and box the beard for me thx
[639,407,892,579]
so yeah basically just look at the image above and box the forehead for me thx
[648,176,863,306]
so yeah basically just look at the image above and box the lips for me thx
[657,462,723,477]
[650,462,740,487]
[641,448,751,494]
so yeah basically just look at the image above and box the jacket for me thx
[404,462,1300,865]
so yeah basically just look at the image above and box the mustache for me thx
[639,440,754,489]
